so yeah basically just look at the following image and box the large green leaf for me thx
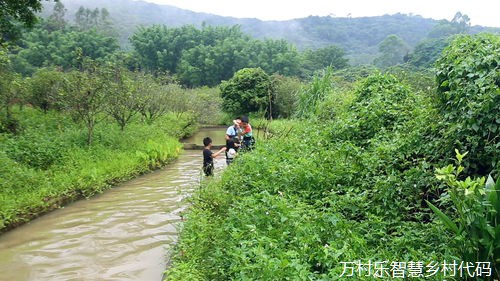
[486,175,498,209]
[426,200,460,234]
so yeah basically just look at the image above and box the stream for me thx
[0,128,227,281]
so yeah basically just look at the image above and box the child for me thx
[225,139,238,166]
[239,115,255,150]
[202,137,226,176]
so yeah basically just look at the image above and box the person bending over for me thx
[239,116,255,150]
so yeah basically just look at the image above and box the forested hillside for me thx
[42,0,499,64]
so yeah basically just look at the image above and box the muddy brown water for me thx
[0,148,227,281]
[181,126,227,147]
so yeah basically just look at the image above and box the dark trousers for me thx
[203,163,214,176]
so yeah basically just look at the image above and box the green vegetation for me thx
[0,59,219,232]
[10,18,119,76]
[0,109,193,232]
[130,24,302,86]
[1,2,499,279]
[428,150,500,279]
[435,33,499,175]
[165,34,499,280]
[41,0,500,65]
[374,34,410,68]
[0,0,55,43]
[0,3,225,231]
[220,68,272,119]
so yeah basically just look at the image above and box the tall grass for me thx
[0,108,195,232]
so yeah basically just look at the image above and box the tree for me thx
[0,48,16,131]
[30,67,64,112]
[374,34,409,68]
[176,37,249,87]
[176,44,220,87]
[406,38,450,68]
[220,68,272,118]
[102,65,141,131]
[131,25,201,74]
[0,0,55,43]
[11,24,119,75]
[451,12,471,33]
[131,24,302,86]
[427,12,471,39]
[133,73,172,124]
[300,45,348,78]
[57,29,118,68]
[75,7,96,31]
[0,48,29,133]
[163,83,189,117]
[0,71,19,120]
[74,6,115,37]
[46,1,66,32]
[61,59,107,145]
[246,39,301,77]
[186,87,222,124]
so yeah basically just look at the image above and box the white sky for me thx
[140,0,499,27]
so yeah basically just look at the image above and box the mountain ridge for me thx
[42,0,500,64]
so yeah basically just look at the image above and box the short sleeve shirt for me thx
[242,124,252,137]
[226,126,239,137]
[203,148,213,167]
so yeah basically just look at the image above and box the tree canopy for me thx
[131,25,303,87]
[374,34,410,68]
[220,67,272,118]
[9,3,119,76]
[0,0,55,43]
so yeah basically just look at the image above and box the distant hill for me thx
[41,0,500,64]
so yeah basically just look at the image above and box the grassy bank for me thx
[0,108,197,233]
[165,72,498,279]
[165,123,452,280]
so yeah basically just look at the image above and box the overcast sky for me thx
[140,0,499,27]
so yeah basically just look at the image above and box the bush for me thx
[220,68,272,118]
[3,132,67,170]
[337,73,416,143]
[435,33,500,175]
[270,74,302,119]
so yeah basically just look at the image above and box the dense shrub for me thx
[270,74,303,119]
[435,33,500,175]
[336,73,416,144]
[220,67,272,118]
[3,133,66,169]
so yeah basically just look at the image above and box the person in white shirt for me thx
[225,139,238,165]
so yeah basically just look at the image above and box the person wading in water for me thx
[202,137,226,176]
